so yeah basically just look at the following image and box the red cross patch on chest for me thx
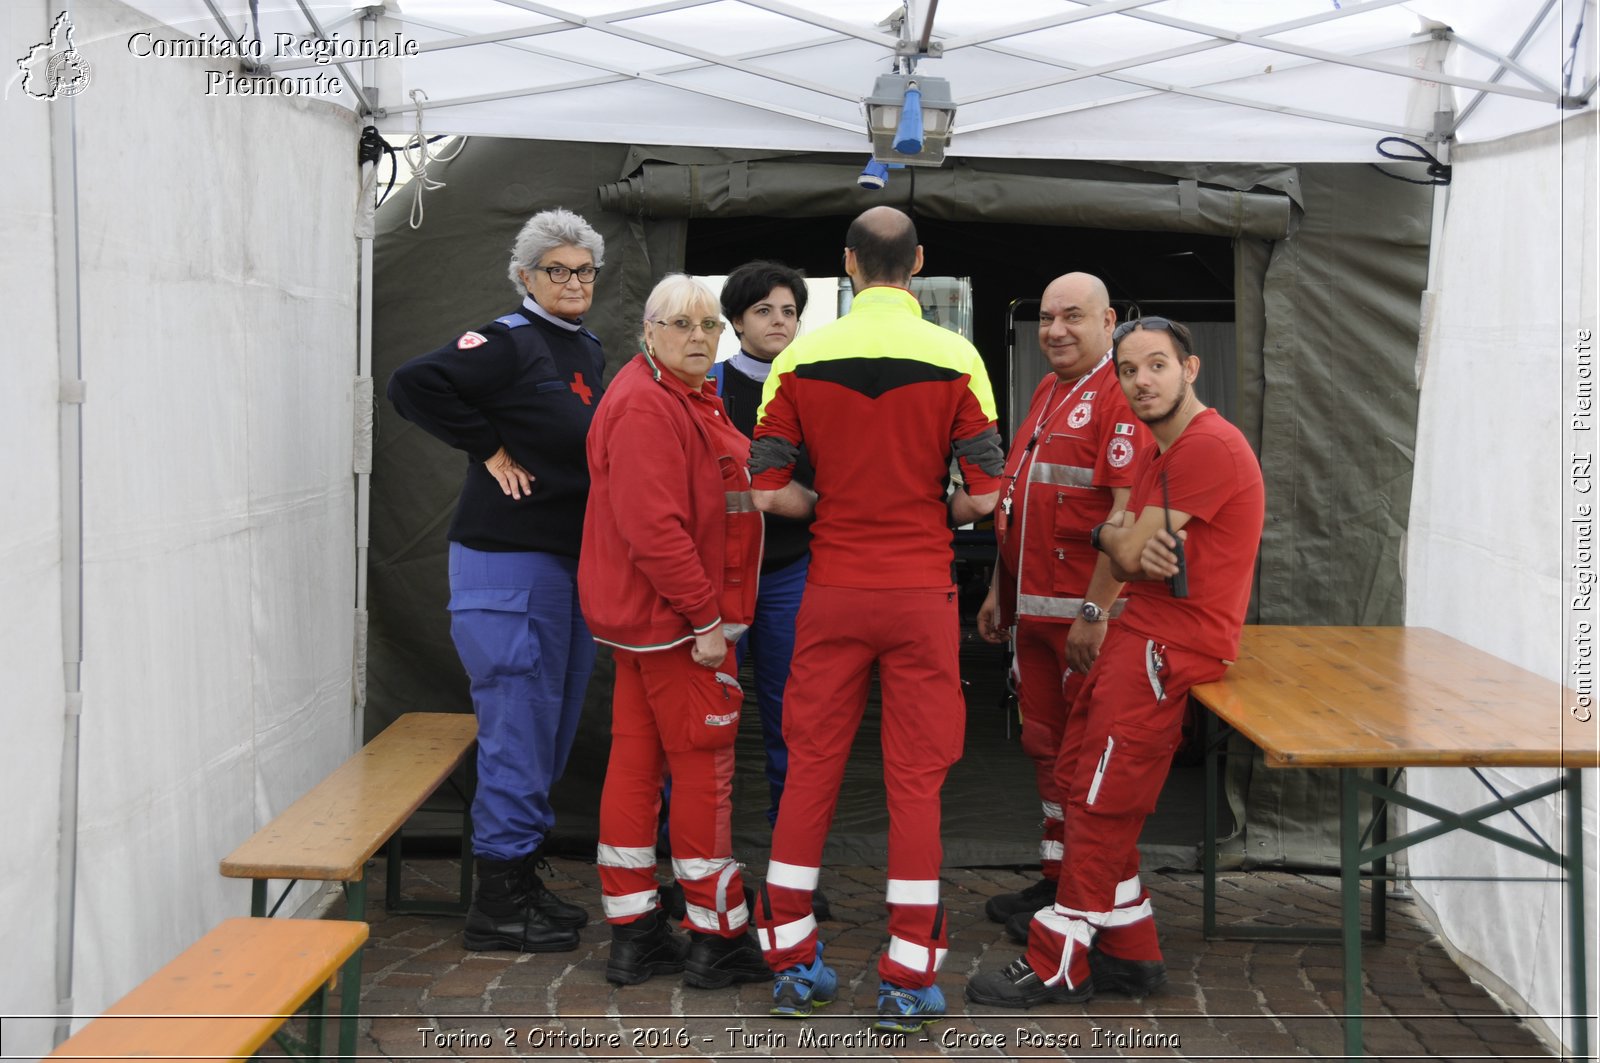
[570,371,594,405]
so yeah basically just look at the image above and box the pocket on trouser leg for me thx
[1082,722,1180,818]
[447,588,539,681]
[661,666,745,753]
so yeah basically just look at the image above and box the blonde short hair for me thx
[641,274,722,347]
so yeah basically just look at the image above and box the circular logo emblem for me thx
[1067,402,1092,429]
[47,50,92,97]
[1107,437,1135,468]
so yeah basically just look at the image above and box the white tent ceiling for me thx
[124,0,1592,161]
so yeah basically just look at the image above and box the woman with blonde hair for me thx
[579,274,768,988]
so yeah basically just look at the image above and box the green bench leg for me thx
[339,872,367,1063]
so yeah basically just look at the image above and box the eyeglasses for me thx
[1112,316,1172,341]
[532,264,599,284]
[654,317,725,334]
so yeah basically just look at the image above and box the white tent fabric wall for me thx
[0,6,69,1055]
[3,0,360,1052]
[1404,112,1598,1054]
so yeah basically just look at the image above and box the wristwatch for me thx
[1089,521,1108,552]
[1079,601,1109,624]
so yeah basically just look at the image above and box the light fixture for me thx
[864,72,955,167]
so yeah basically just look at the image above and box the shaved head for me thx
[1037,271,1117,381]
[845,206,920,286]
[1042,272,1110,313]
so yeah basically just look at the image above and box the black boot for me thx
[520,851,590,929]
[985,876,1056,924]
[606,909,689,986]
[684,929,772,989]
[464,857,580,953]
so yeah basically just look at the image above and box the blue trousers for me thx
[740,553,809,826]
[447,542,595,861]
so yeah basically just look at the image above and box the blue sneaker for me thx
[874,981,945,1032]
[770,943,837,1018]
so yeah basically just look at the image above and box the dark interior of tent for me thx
[371,138,1431,873]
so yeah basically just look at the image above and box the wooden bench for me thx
[48,917,367,1061]
[220,711,478,1058]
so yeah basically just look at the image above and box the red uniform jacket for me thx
[580,353,763,651]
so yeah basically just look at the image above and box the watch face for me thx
[1080,602,1103,622]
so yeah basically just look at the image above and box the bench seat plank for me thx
[220,712,477,882]
[48,917,367,1061]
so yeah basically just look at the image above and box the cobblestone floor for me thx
[300,854,1558,1062]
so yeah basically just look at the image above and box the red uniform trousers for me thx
[1014,616,1088,884]
[754,584,964,988]
[1025,624,1227,987]
[597,645,750,938]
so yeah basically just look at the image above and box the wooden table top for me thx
[1190,626,1600,768]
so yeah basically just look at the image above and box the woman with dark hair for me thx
[387,207,608,953]
[581,274,769,989]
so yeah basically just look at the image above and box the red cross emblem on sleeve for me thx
[570,372,594,405]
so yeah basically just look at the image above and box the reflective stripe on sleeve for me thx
[1039,840,1065,862]
[1015,595,1127,620]
[1042,801,1063,821]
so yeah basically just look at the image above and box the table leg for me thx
[1342,767,1364,1058]
[1203,707,1219,940]
[1567,769,1589,1062]
[1372,768,1387,942]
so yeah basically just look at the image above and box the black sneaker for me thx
[1087,948,1167,998]
[1004,908,1034,945]
[984,876,1056,924]
[605,910,689,986]
[683,930,772,989]
[965,956,1093,1009]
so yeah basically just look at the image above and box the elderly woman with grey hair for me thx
[388,207,607,954]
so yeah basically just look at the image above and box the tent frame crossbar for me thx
[955,0,1412,107]
[484,0,861,103]
[1063,0,1561,105]
[273,0,713,70]
[1447,31,1559,96]
[1450,0,1563,137]
[962,40,1433,139]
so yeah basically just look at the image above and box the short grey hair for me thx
[507,208,605,294]
[641,274,721,348]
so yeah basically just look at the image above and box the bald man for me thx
[748,206,1005,1032]
[978,275,1152,943]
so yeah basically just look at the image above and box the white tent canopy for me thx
[4,0,1595,1059]
[122,0,1590,159]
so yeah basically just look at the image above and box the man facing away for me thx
[747,206,1005,1032]
[967,316,1265,1008]
[978,273,1152,941]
